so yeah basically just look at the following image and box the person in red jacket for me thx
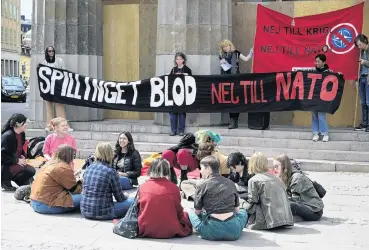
[137,158,192,238]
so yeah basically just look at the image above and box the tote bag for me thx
[113,190,139,239]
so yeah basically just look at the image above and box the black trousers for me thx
[2,165,35,186]
[229,113,240,119]
[290,201,323,221]
[12,165,36,186]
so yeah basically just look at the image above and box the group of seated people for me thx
[1,113,324,241]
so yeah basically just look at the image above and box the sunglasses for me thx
[48,50,55,52]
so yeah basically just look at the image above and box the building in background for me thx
[1,0,21,77]
[20,14,31,83]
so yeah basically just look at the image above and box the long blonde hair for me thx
[274,154,293,186]
[248,152,269,174]
[219,39,235,56]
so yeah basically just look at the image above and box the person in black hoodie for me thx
[112,131,142,190]
[227,152,252,201]
[168,52,192,136]
[1,113,36,191]
[312,54,332,142]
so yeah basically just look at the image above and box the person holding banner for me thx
[169,52,192,136]
[219,40,253,129]
[41,46,73,132]
[312,54,331,142]
[354,34,369,132]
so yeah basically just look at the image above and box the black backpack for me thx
[27,136,45,159]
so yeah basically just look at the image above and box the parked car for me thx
[1,76,27,103]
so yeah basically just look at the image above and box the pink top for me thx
[42,133,78,156]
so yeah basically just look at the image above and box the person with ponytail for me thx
[30,145,82,214]
[43,117,77,160]
[1,113,35,191]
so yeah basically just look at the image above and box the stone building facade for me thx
[29,0,369,128]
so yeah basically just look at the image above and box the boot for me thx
[228,118,238,129]
[1,182,16,192]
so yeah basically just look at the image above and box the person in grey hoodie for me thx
[242,152,293,230]
[274,154,324,221]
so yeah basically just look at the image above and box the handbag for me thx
[113,190,140,239]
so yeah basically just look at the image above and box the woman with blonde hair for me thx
[81,142,133,220]
[43,117,77,160]
[243,152,293,230]
[219,39,254,129]
[137,158,192,238]
[30,145,82,214]
[274,154,324,221]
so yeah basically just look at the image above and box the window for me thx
[1,27,3,42]
[14,5,17,20]
[9,3,12,19]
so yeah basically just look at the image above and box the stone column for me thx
[154,0,232,126]
[29,0,104,122]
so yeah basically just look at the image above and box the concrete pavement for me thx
[2,171,369,250]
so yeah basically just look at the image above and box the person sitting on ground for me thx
[180,139,228,200]
[137,158,192,238]
[112,131,142,190]
[81,142,134,220]
[30,145,82,214]
[274,154,324,221]
[43,117,77,160]
[1,113,36,191]
[188,156,247,241]
[243,152,293,230]
[227,152,252,200]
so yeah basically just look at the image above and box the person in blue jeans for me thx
[30,145,82,214]
[354,34,369,132]
[169,52,192,136]
[188,156,247,241]
[81,142,134,220]
[312,54,332,142]
[113,131,142,190]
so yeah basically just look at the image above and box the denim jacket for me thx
[243,173,293,230]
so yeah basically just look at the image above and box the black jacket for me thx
[1,130,26,166]
[113,149,142,186]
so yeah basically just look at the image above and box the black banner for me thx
[37,64,345,114]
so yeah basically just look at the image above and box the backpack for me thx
[27,136,45,159]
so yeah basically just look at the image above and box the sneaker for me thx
[355,124,367,131]
[170,132,176,136]
[179,132,184,136]
[68,127,74,132]
[322,135,329,142]
[366,127,369,132]
[312,134,320,142]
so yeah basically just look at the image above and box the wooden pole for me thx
[354,53,362,128]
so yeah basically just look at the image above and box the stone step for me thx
[68,140,369,163]
[27,129,369,149]
[75,149,369,173]
[27,121,369,142]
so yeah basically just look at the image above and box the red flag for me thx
[253,3,364,80]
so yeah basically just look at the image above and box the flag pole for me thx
[353,54,361,128]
